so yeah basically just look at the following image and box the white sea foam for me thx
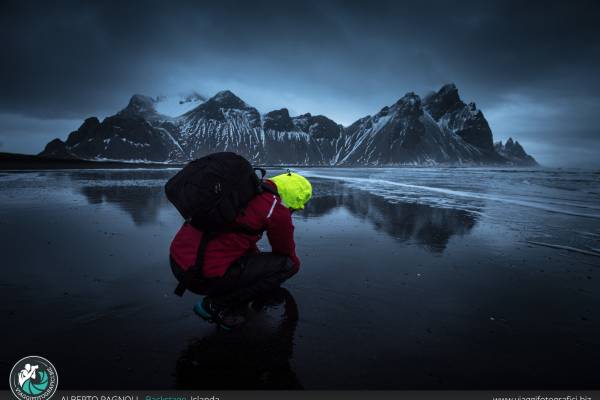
[297,170,600,220]
[527,241,600,257]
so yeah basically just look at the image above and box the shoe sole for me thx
[193,303,233,331]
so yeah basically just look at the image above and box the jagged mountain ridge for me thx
[495,137,537,166]
[40,84,537,166]
[337,92,497,165]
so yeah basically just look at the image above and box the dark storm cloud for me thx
[1,0,599,166]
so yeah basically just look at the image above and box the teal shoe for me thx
[193,298,213,320]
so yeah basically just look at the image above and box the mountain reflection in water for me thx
[300,180,478,252]
[72,170,173,226]
[73,172,478,252]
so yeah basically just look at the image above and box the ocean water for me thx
[296,167,600,251]
[0,167,599,389]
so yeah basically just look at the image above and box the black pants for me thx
[172,252,295,306]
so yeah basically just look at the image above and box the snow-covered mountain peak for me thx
[209,90,248,109]
[392,92,423,115]
[424,83,463,120]
[439,82,458,95]
[433,83,460,105]
[179,90,259,126]
[118,94,159,119]
[264,108,296,132]
[423,84,495,151]
[495,137,536,166]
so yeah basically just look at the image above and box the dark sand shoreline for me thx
[0,152,182,170]
[1,168,598,389]
[0,152,545,171]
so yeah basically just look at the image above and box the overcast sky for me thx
[1,0,599,167]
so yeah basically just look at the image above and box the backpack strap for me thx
[261,181,278,195]
[174,231,217,297]
[173,223,266,297]
[254,167,267,180]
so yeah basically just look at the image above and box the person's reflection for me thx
[175,288,302,389]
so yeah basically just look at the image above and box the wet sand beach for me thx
[1,168,599,389]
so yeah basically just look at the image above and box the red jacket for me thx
[169,180,300,278]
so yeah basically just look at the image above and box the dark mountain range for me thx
[494,137,537,166]
[40,84,537,166]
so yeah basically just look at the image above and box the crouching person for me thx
[169,164,312,330]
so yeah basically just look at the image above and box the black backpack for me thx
[165,152,268,230]
[165,152,275,296]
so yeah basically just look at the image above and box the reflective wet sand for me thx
[1,169,598,389]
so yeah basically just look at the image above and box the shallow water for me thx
[0,167,599,389]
